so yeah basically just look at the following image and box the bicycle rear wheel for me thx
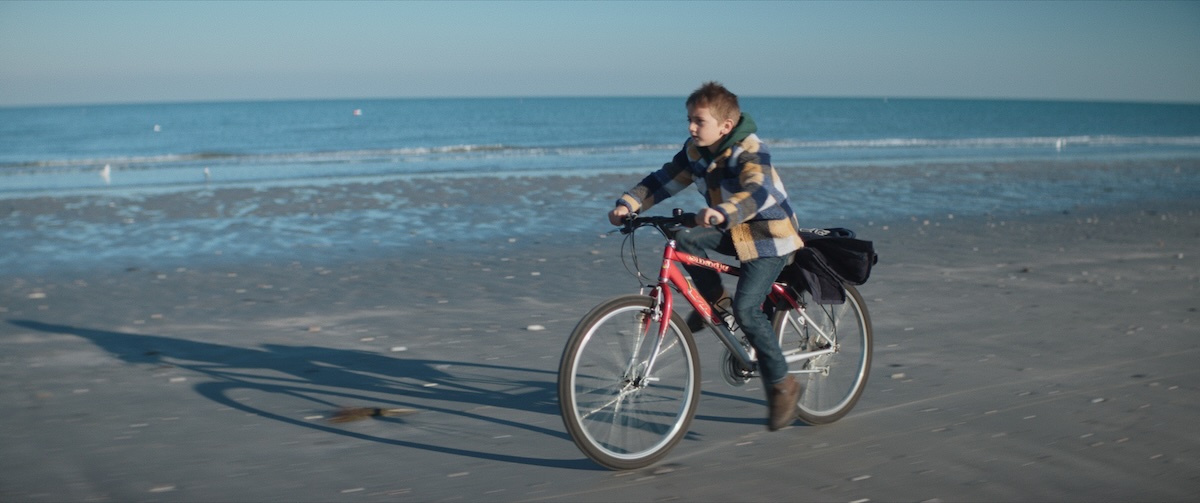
[773,283,872,425]
[559,294,701,470]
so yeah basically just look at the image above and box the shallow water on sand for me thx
[3,158,1198,276]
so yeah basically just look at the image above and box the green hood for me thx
[700,113,757,162]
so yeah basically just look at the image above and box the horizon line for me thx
[4,94,1200,110]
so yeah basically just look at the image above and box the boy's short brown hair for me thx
[686,82,740,122]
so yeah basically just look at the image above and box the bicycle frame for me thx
[640,238,808,377]
[643,240,772,369]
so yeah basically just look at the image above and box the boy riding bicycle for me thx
[607,82,805,431]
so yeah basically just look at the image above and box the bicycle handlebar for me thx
[620,209,697,235]
[619,209,727,235]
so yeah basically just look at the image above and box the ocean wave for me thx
[3,136,1199,173]
[0,144,502,170]
[0,143,679,172]
[768,135,1200,150]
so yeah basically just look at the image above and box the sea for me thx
[2,97,1200,274]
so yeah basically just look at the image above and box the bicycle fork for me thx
[625,287,671,390]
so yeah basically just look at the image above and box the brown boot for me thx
[766,375,801,431]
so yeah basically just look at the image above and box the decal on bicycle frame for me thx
[677,253,734,274]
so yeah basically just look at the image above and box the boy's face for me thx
[688,106,735,150]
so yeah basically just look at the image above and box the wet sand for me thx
[2,164,1199,501]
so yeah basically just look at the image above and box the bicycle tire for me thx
[558,294,701,470]
[772,283,872,425]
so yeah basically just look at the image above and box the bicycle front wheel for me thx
[773,283,872,425]
[558,294,701,470]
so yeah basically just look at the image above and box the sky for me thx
[1,1,1198,107]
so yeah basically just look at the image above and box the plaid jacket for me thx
[618,121,804,261]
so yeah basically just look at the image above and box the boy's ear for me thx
[720,117,735,135]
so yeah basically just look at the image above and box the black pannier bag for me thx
[779,228,879,304]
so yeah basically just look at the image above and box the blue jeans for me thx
[675,227,789,385]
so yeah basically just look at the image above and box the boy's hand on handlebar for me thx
[696,208,725,228]
[609,206,630,226]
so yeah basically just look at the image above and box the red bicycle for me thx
[558,209,873,470]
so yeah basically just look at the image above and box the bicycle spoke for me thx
[576,381,633,420]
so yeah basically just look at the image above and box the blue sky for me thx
[2,1,1198,106]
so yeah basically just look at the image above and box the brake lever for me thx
[619,212,639,235]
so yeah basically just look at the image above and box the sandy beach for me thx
[2,159,1198,501]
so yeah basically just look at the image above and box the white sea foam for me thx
[768,135,1200,150]
[3,135,1199,196]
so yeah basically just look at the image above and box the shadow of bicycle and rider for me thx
[10,319,770,470]
[8,319,617,470]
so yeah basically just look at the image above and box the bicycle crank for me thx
[720,348,756,387]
